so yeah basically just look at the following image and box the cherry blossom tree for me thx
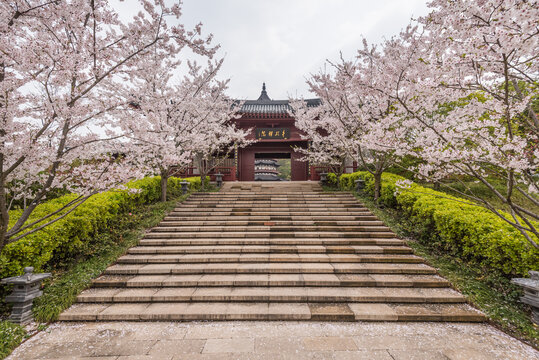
[0,0,215,251]
[360,1,539,247]
[125,57,250,201]
[292,56,406,201]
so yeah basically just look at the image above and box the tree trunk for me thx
[373,172,382,203]
[160,171,168,202]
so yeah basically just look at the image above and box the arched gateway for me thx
[234,83,321,181]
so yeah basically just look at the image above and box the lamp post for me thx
[1,267,51,325]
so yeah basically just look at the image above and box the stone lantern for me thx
[215,173,223,188]
[512,271,539,324]
[355,179,366,192]
[180,181,190,195]
[319,172,328,186]
[1,267,51,325]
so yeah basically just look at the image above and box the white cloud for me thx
[112,0,430,99]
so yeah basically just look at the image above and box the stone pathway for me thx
[59,182,483,321]
[8,321,538,359]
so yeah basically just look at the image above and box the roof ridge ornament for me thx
[257,82,271,101]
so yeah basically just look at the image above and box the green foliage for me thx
[326,172,339,188]
[0,321,26,359]
[0,176,201,279]
[341,171,539,276]
[277,159,291,180]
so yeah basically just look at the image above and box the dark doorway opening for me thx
[254,153,291,181]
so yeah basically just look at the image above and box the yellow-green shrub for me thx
[0,176,202,279]
[338,171,539,276]
[326,173,339,188]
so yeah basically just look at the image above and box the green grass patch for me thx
[0,321,27,359]
[350,189,539,348]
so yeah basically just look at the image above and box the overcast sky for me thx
[114,0,430,100]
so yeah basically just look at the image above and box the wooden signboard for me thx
[255,128,290,139]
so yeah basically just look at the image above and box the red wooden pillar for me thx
[291,151,307,181]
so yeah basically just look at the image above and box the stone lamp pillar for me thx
[512,271,539,324]
[1,267,51,325]
[215,173,223,188]
[319,172,328,186]
[355,179,366,192]
[180,181,190,195]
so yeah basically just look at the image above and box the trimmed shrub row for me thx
[0,176,203,279]
[339,171,539,276]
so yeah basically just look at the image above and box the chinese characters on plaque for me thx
[255,128,290,139]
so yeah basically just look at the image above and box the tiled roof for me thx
[237,83,321,115]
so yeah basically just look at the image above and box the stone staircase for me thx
[59,181,484,322]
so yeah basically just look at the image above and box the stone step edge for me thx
[104,266,437,276]
[58,302,485,322]
[144,233,396,239]
[92,279,449,288]
[127,244,413,255]
[138,239,405,245]
[116,258,424,265]
[76,286,465,303]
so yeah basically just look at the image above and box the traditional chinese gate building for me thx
[180,84,329,181]
[233,83,321,181]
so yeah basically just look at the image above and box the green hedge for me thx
[339,171,539,276]
[0,176,203,279]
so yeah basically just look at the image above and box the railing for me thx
[210,167,236,181]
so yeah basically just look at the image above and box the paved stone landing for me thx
[8,322,538,359]
[60,181,484,322]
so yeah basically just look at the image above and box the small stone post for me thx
[355,179,366,192]
[180,181,190,195]
[319,172,328,186]
[1,267,51,325]
[512,271,539,324]
[215,173,223,188]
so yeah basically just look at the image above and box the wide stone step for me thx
[58,302,484,322]
[157,220,386,227]
[92,274,450,288]
[169,211,374,220]
[162,215,379,221]
[138,238,406,246]
[181,202,361,206]
[116,253,423,264]
[168,211,374,216]
[173,206,370,211]
[58,302,485,322]
[150,225,392,232]
[76,286,465,303]
[143,231,396,239]
[127,245,412,255]
[104,263,437,275]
